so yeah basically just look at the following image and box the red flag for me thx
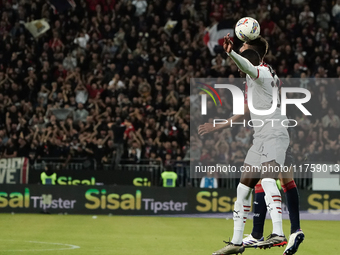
[204,21,234,56]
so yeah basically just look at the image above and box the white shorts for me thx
[244,136,289,167]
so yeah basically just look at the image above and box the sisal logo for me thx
[200,84,311,116]
[196,191,237,212]
[85,189,188,213]
[0,188,76,209]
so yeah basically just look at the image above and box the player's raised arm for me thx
[223,34,258,79]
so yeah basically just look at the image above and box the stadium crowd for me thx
[0,0,339,171]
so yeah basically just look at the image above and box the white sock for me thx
[231,183,253,245]
[261,178,284,236]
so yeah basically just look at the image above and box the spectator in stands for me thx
[322,108,340,129]
[132,0,148,16]
[3,138,17,158]
[161,166,178,188]
[200,171,218,189]
[74,103,89,122]
[17,137,30,158]
[316,7,331,30]
[299,5,314,25]
[73,31,90,49]
[332,0,340,23]
[109,119,126,169]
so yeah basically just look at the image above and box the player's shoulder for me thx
[257,63,271,72]
[256,63,274,79]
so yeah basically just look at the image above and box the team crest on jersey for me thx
[238,30,249,41]
[250,22,258,34]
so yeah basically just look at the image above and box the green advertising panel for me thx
[0,185,339,216]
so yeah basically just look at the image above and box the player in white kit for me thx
[240,37,304,255]
[198,34,288,255]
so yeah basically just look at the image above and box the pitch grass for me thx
[0,214,338,254]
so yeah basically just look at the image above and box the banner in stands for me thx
[29,170,152,186]
[0,158,29,184]
[1,185,339,216]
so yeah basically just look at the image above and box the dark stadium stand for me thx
[0,0,339,189]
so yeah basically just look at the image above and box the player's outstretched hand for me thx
[223,33,233,53]
[198,123,215,136]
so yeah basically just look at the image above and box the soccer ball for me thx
[235,17,260,42]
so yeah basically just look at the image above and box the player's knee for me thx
[280,177,294,185]
[261,160,281,179]
[240,178,259,188]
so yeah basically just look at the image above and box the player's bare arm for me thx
[224,34,258,79]
[198,103,250,136]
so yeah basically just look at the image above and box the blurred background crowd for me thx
[0,0,339,174]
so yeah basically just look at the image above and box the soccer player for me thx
[199,34,288,255]
[239,37,304,255]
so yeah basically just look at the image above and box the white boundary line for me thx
[0,240,80,252]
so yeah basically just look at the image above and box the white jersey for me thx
[228,51,290,166]
[245,63,288,139]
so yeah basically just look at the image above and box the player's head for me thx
[239,36,268,61]
[240,49,261,65]
[239,49,261,77]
